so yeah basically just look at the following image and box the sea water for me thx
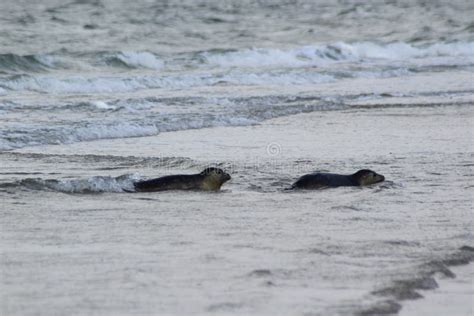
[1,1,473,315]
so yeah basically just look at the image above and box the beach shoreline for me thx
[399,263,474,316]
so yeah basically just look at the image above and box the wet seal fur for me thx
[290,169,385,190]
[133,167,231,192]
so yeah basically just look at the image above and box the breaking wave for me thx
[0,71,336,94]
[201,42,474,68]
[0,94,343,150]
[102,51,164,70]
[0,51,164,74]
[2,90,471,151]
[15,174,141,193]
[1,42,472,75]
[0,120,160,150]
[0,53,57,73]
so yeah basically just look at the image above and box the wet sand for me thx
[7,103,473,315]
[400,263,474,316]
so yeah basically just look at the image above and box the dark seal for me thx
[133,167,231,192]
[290,169,385,190]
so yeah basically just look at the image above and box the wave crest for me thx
[103,51,164,69]
[101,51,164,69]
[18,174,141,193]
[202,42,474,68]
[0,53,55,73]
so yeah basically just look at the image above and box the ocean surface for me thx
[1,1,473,315]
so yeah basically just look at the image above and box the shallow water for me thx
[2,105,474,315]
[1,1,474,315]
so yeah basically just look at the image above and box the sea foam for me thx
[19,174,141,193]
[202,42,474,68]
[109,51,164,70]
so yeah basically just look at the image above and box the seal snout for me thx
[373,172,385,183]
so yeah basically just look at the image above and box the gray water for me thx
[1,1,474,315]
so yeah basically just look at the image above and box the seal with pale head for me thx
[133,167,231,192]
[290,169,385,190]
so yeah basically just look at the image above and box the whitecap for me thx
[201,42,474,69]
[115,51,164,69]
[20,174,142,193]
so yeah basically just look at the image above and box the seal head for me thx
[351,169,385,186]
[133,167,231,192]
[199,167,231,191]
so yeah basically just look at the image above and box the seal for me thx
[133,167,231,192]
[290,169,385,190]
